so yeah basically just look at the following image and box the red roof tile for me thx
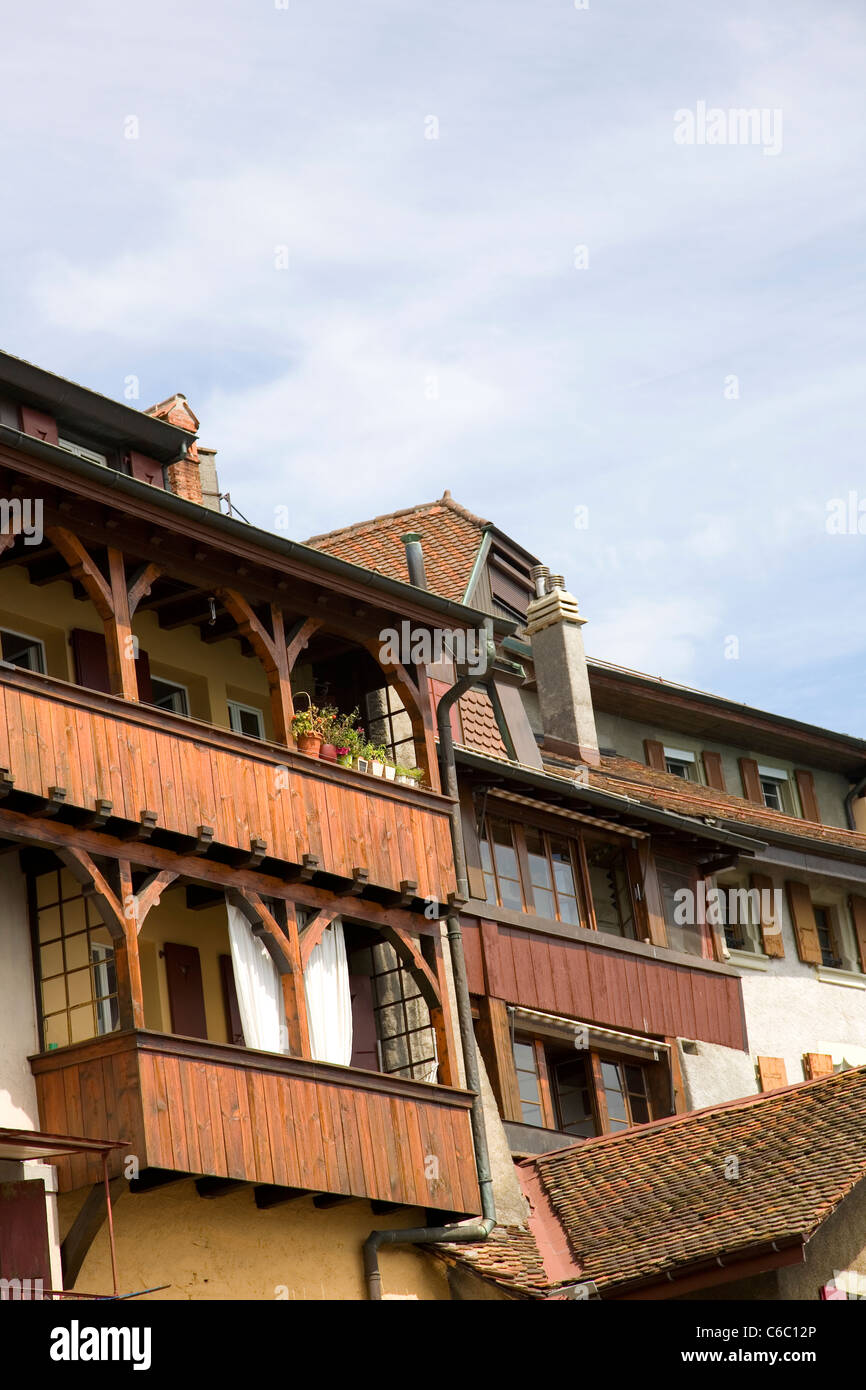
[458,687,507,759]
[437,1066,866,1298]
[306,493,488,603]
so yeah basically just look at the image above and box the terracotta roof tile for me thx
[439,1067,866,1298]
[305,493,488,603]
[458,687,507,759]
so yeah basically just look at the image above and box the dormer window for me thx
[758,765,793,814]
[664,747,698,781]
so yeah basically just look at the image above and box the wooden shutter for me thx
[0,1180,52,1288]
[644,739,666,771]
[849,895,866,974]
[803,1052,834,1080]
[785,881,822,964]
[126,451,165,489]
[702,751,726,791]
[349,972,379,1072]
[739,757,763,803]
[218,954,245,1047]
[135,646,153,703]
[475,996,523,1123]
[163,942,208,1039]
[757,1056,788,1091]
[19,406,58,445]
[750,872,785,958]
[71,628,111,693]
[794,769,821,823]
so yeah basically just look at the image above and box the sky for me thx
[0,1,864,734]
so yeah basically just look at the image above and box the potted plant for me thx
[407,767,425,789]
[291,692,323,756]
[328,710,361,767]
[395,766,413,787]
[365,742,386,777]
[317,704,340,762]
[383,757,397,782]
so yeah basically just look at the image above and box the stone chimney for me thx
[526,575,600,765]
[145,393,203,504]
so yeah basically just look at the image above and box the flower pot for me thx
[396,774,412,787]
[297,733,322,756]
[383,765,396,781]
[354,757,369,774]
[370,760,384,777]
[337,754,353,768]
[319,743,338,762]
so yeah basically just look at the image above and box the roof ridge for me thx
[305,491,489,546]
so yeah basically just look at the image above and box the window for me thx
[598,1058,652,1130]
[0,628,45,673]
[365,685,415,766]
[758,765,793,814]
[31,868,120,1048]
[524,828,582,924]
[57,437,108,468]
[720,880,763,953]
[151,678,189,716]
[480,817,525,911]
[663,747,698,781]
[350,939,437,1082]
[814,907,842,969]
[585,840,636,938]
[227,700,265,739]
[511,1035,659,1136]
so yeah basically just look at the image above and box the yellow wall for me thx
[139,893,233,1044]
[58,1181,451,1301]
[0,564,272,737]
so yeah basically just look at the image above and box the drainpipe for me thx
[363,655,498,1299]
[845,775,866,831]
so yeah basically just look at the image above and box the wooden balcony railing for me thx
[30,1031,480,1214]
[0,666,456,902]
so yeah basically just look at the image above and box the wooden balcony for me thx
[30,1031,480,1214]
[0,665,456,902]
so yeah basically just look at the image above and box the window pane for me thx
[490,820,519,881]
[513,1041,536,1070]
[600,1060,620,1089]
[521,1102,544,1126]
[557,895,582,926]
[630,1095,650,1124]
[624,1064,644,1093]
[531,887,556,919]
[587,842,635,939]
[553,1058,596,1137]
[518,1070,542,1104]
[605,1087,628,1122]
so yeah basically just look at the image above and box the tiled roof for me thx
[582,753,866,856]
[305,492,488,603]
[438,1066,866,1298]
[458,687,507,759]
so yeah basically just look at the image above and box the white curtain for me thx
[226,900,288,1054]
[304,919,353,1065]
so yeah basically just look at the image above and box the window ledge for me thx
[815,965,866,990]
[727,948,771,973]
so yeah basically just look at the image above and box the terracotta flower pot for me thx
[319,743,338,762]
[297,733,322,756]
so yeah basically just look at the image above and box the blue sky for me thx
[1,2,864,733]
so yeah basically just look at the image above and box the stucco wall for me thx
[593,710,851,830]
[677,1039,758,1110]
[0,854,40,1129]
[58,1181,452,1301]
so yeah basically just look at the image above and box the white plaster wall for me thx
[0,854,41,1129]
[677,1040,758,1109]
[593,710,851,829]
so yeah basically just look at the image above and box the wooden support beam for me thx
[348,867,369,897]
[298,908,340,969]
[195,1177,245,1199]
[128,1168,189,1194]
[369,1200,409,1215]
[78,799,113,829]
[57,847,125,938]
[285,616,323,671]
[127,562,164,616]
[379,922,441,1008]
[217,590,295,746]
[133,869,180,931]
[254,1185,310,1210]
[61,1178,126,1289]
[227,889,311,1058]
[312,1193,354,1209]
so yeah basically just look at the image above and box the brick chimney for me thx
[526,576,600,766]
[145,393,203,504]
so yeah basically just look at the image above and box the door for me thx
[349,972,379,1071]
[163,942,208,1038]
[0,1181,52,1297]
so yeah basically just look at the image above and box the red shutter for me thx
[644,739,666,771]
[71,628,111,693]
[19,406,58,445]
[218,954,245,1047]
[126,451,165,489]
[0,1181,52,1290]
[135,646,153,703]
[794,769,821,823]
[786,881,822,964]
[750,872,785,957]
[803,1052,834,1080]
[163,942,208,1039]
[849,895,866,974]
[739,757,763,803]
[757,1056,788,1091]
[702,751,726,791]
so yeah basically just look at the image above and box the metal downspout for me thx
[363,663,498,1298]
[845,775,866,831]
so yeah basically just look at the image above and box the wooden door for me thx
[0,1180,52,1296]
[163,942,208,1039]
[349,972,379,1071]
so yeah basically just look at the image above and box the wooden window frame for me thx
[150,676,190,717]
[812,904,843,970]
[480,814,593,927]
[227,699,265,740]
[511,1034,659,1137]
[0,626,46,675]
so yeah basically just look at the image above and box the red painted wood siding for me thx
[462,915,745,1050]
